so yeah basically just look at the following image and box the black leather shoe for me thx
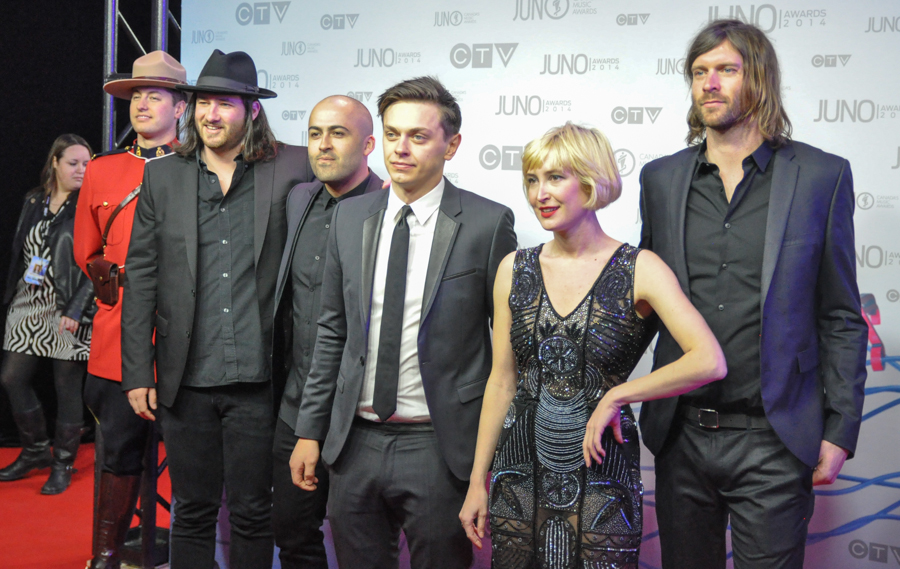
[41,421,83,495]
[0,406,52,481]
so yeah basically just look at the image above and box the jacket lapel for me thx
[181,161,200,284]
[360,190,389,335]
[421,180,461,321]
[254,158,276,267]
[670,149,699,294]
[760,145,799,313]
[274,181,321,314]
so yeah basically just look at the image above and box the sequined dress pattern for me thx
[491,244,655,569]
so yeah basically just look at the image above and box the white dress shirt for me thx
[356,179,445,422]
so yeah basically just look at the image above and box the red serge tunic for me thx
[73,141,176,381]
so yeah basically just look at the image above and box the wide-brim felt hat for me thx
[178,49,276,99]
[104,51,187,100]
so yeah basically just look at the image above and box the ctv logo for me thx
[235,2,290,25]
[849,540,900,563]
[811,54,850,67]
[617,13,650,25]
[611,107,662,124]
[347,92,374,102]
[450,43,519,69]
[321,14,359,29]
[479,145,524,170]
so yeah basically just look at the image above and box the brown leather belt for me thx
[679,405,770,430]
[353,416,434,433]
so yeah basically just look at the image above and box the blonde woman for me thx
[459,122,726,568]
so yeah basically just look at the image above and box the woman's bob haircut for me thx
[521,122,622,211]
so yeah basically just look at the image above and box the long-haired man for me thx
[639,20,867,568]
[120,49,314,569]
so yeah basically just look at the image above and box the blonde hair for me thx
[521,122,622,211]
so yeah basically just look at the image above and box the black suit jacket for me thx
[638,141,868,468]
[273,170,383,428]
[294,180,517,480]
[121,145,314,406]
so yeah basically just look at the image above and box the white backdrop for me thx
[182,1,900,567]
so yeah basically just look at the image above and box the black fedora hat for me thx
[178,49,276,99]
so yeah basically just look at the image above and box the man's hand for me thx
[127,388,157,421]
[812,440,849,486]
[290,438,321,491]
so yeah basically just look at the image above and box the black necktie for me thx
[373,205,412,422]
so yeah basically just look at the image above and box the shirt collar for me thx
[386,177,445,226]
[695,139,775,172]
[196,150,248,174]
[129,138,177,159]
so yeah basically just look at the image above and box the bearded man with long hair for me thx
[120,50,315,569]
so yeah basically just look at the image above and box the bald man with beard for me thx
[271,95,383,568]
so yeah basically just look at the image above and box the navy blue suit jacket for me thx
[638,141,867,468]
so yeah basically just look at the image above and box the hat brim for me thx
[104,78,188,100]
[177,84,277,99]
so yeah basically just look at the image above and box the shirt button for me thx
[718,304,725,311]
[223,308,230,313]
[222,240,228,244]
[223,273,229,278]
[325,224,330,229]
[309,286,315,292]
[220,207,226,212]
[721,263,728,270]
[315,256,320,261]
[724,222,732,229]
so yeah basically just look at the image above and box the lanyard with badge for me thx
[23,195,57,286]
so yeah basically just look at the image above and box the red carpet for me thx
[0,443,171,569]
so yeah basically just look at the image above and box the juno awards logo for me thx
[513,0,570,21]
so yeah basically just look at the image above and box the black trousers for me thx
[83,373,151,475]
[654,420,815,569]
[327,420,472,569]
[159,382,275,569]
[272,417,330,569]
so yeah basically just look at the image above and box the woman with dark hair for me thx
[459,123,727,568]
[0,134,95,494]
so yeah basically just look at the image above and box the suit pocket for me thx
[457,375,489,403]
[796,347,818,374]
[441,268,477,282]
[155,314,169,337]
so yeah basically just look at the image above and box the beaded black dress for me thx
[490,243,656,569]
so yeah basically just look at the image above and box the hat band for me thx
[131,75,186,84]
[193,76,261,94]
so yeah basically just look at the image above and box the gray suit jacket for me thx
[294,180,516,480]
[273,170,383,428]
[121,145,314,407]
[638,141,867,468]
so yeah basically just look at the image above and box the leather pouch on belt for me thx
[86,258,120,305]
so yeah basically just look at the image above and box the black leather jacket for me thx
[3,187,96,324]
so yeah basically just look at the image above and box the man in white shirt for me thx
[290,76,516,568]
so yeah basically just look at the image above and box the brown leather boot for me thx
[0,406,52,481]
[88,471,141,569]
[41,421,83,495]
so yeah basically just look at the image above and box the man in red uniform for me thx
[74,50,186,569]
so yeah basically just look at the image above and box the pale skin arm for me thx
[127,388,157,421]
[583,250,728,466]
[290,438,321,490]
[459,253,517,549]
[58,316,79,334]
[813,440,848,486]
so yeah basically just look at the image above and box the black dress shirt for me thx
[681,141,774,414]
[287,180,368,395]
[183,153,266,387]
